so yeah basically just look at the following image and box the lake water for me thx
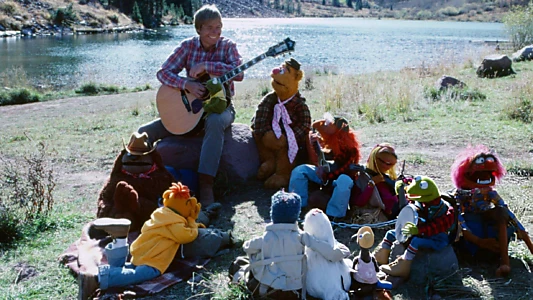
[0,18,505,90]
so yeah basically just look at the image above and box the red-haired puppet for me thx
[288,113,361,218]
[451,145,533,276]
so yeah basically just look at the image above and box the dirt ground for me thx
[2,90,533,299]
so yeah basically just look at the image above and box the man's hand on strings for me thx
[189,62,206,78]
[185,80,207,99]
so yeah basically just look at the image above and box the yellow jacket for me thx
[130,206,198,273]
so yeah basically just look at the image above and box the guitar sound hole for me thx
[191,99,203,114]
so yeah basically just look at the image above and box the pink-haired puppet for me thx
[451,145,533,277]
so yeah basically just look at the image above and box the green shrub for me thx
[0,1,17,15]
[0,143,55,223]
[258,85,270,97]
[416,10,433,20]
[75,83,124,95]
[132,84,151,92]
[507,97,532,123]
[503,2,533,49]
[53,3,78,25]
[0,142,55,248]
[438,6,461,17]
[99,85,120,93]
[0,88,42,106]
[76,82,100,95]
[0,206,21,247]
[424,86,441,101]
[424,86,486,102]
[484,5,495,12]
[108,14,119,24]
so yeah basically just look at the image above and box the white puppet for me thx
[304,208,352,300]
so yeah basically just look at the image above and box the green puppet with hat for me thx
[374,175,455,278]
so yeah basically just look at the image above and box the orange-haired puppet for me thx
[79,182,240,299]
[451,145,533,277]
[288,113,361,218]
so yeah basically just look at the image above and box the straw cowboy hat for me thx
[122,132,158,156]
[355,226,374,249]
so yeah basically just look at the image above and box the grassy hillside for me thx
[0,0,529,34]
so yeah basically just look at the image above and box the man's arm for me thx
[205,40,244,81]
[156,40,189,90]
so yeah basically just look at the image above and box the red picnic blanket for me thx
[59,221,210,299]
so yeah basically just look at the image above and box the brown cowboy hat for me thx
[122,132,157,156]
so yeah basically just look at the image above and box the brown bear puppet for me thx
[96,132,174,232]
[251,58,311,189]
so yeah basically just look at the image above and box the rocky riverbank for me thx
[0,0,288,37]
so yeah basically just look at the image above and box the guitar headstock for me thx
[265,37,295,58]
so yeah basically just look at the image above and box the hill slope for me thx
[0,0,522,35]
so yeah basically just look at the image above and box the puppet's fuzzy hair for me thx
[320,128,361,164]
[450,144,506,188]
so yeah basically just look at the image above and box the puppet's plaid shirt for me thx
[251,91,312,145]
[413,198,455,237]
[156,36,243,97]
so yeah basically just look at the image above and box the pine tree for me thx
[132,1,143,23]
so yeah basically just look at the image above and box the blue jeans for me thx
[384,229,449,251]
[98,245,160,290]
[138,104,235,177]
[288,164,353,217]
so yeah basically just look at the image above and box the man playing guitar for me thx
[138,4,243,209]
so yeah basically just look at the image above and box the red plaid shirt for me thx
[156,36,243,96]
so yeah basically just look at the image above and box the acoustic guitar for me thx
[156,37,296,135]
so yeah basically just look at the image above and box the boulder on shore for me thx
[512,45,533,62]
[156,123,260,183]
[476,55,515,78]
[436,75,466,92]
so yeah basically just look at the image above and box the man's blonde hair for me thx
[194,4,222,33]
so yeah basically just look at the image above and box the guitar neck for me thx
[218,53,268,84]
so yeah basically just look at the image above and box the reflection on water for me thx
[0,18,504,90]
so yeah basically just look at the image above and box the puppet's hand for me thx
[191,202,201,221]
[402,222,418,236]
[309,131,319,144]
[187,216,199,228]
[197,222,206,229]
[395,180,405,195]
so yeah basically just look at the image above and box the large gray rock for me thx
[156,123,260,183]
[436,75,466,92]
[476,54,516,78]
[512,45,533,62]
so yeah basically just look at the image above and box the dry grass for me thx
[1,49,533,299]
